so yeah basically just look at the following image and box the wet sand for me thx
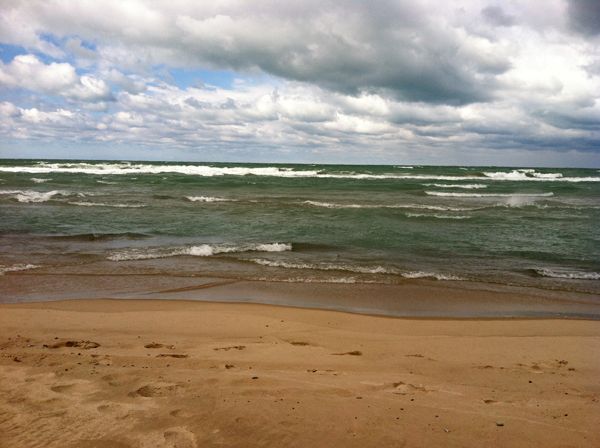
[2,272,600,319]
[1,298,599,447]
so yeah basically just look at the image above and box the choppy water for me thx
[0,160,598,293]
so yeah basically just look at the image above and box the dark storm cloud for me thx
[1,0,510,106]
[568,0,600,35]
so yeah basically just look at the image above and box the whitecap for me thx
[249,258,393,274]
[2,162,598,182]
[248,258,463,280]
[405,213,471,219]
[108,242,292,261]
[31,178,50,183]
[0,189,69,203]
[302,200,477,211]
[535,268,600,280]
[401,271,464,280]
[186,196,236,202]
[0,264,40,275]
[422,183,487,189]
[68,201,146,208]
[425,191,553,198]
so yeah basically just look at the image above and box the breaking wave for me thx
[422,183,487,189]
[0,264,40,275]
[0,162,598,182]
[534,268,600,280]
[186,196,236,202]
[302,200,477,211]
[67,201,146,208]
[248,258,463,280]
[405,213,471,219]
[425,191,554,198]
[108,242,292,261]
[0,189,70,203]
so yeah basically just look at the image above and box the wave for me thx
[422,183,487,189]
[250,258,393,274]
[534,268,600,280]
[67,201,146,208]
[425,191,554,198]
[1,162,598,182]
[0,189,70,203]
[405,213,470,219]
[0,264,39,275]
[401,271,464,280]
[96,179,118,185]
[108,242,292,261]
[248,258,463,280]
[255,276,360,284]
[302,200,477,211]
[31,178,50,183]
[48,232,150,241]
[186,196,236,203]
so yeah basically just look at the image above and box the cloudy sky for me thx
[0,0,599,166]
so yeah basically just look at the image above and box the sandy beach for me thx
[1,298,599,447]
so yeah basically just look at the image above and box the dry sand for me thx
[0,299,599,447]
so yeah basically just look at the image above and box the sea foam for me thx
[186,196,236,202]
[0,264,39,275]
[1,162,598,182]
[535,268,600,280]
[0,189,69,203]
[302,200,477,211]
[68,201,146,208]
[425,191,554,198]
[108,242,292,261]
[248,258,463,280]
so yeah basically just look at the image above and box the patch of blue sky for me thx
[0,43,28,63]
[167,67,238,89]
[0,41,59,65]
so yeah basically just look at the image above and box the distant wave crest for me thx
[1,163,598,182]
[186,196,236,202]
[425,191,554,198]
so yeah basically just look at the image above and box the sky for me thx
[0,0,599,167]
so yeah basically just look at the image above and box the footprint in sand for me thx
[132,382,181,397]
[45,340,100,349]
[145,343,175,349]
[164,427,197,448]
[50,380,96,395]
[331,350,362,356]
[213,345,246,351]
[156,354,189,359]
[391,381,431,395]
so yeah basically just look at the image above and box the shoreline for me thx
[2,271,600,319]
[1,298,599,447]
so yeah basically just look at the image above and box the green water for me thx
[0,160,598,293]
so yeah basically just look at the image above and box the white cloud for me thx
[0,54,113,102]
[0,0,599,165]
